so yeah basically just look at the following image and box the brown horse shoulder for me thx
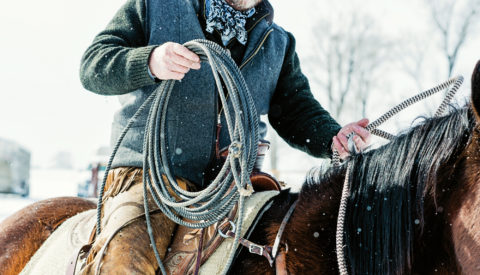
[0,197,95,275]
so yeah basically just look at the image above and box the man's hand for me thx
[332,118,371,159]
[149,42,201,80]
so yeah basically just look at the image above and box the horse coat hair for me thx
[20,210,96,275]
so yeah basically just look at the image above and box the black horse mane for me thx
[307,106,476,274]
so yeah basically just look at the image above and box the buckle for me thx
[249,243,264,256]
[218,220,236,239]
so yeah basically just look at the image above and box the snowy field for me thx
[0,168,85,222]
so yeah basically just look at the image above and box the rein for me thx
[333,76,464,275]
[95,39,260,275]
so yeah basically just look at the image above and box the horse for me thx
[1,61,479,275]
[229,61,480,274]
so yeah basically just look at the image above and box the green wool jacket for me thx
[80,0,341,180]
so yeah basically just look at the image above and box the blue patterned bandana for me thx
[205,0,255,46]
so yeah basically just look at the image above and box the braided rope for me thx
[434,77,463,117]
[366,76,464,133]
[95,39,258,275]
[335,162,351,275]
[332,76,463,165]
[370,129,395,140]
[333,76,464,275]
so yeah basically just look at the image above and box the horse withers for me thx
[1,61,480,275]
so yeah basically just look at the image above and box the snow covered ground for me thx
[0,168,85,222]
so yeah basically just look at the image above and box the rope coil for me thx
[333,75,464,275]
[96,39,260,275]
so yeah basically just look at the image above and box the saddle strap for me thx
[193,228,206,275]
[224,230,274,265]
[220,199,298,268]
[271,200,298,259]
[65,244,91,275]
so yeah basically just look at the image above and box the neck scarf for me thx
[205,0,255,46]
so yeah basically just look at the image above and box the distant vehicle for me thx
[77,147,109,198]
[0,138,31,197]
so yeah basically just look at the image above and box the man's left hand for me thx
[332,118,371,159]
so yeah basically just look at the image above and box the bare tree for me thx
[398,0,479,115]
[397,36,429,91]
[395,36,439,114]
[305,13,392,122]
[426,0,480,78]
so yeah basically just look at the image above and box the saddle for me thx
[164,172,280,275]
[73,142,281,275]
[163,141,281,274]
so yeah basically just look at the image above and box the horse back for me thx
[0,197,95,275]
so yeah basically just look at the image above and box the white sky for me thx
[0,0,479,170]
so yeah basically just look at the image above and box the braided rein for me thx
[333,76,464,275]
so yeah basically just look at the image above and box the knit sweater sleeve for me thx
[80,0,157,95]
[268,32,341,158]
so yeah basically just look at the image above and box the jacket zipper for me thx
[239,28,274,70]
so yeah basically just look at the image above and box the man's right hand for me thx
[149,42,201,80]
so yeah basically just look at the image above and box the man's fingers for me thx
[166,61,190,74]
[357,118,369,127]
[353,135,367,151]
[337,132,349,152]
[149,43,202,80]
[333,137,349,159]
[334,118,371,158]
[172,44,200,63]
[166,71,185,80]
[170,53,201,70]
[353,125,371,143]
[332,137,344,153]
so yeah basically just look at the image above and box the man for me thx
[79,0,370,273]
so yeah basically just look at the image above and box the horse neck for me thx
[461,128,480,190]
[433,126,480,211]
[410,126,480,274]
[280,170,345,274]
[443,128,480,274]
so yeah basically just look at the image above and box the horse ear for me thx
[472,60,480,121]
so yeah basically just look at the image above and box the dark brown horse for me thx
[230,62,480,274]
[1,61,480,274]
